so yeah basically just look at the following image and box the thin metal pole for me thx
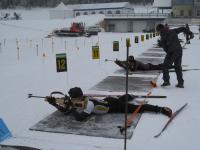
[124,40,129,150]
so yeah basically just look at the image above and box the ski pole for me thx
[118,73,160,134]
[118,91,152,134]
[169,68,200,72]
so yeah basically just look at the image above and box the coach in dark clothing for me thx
[156,24,193,88]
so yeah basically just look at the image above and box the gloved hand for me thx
[45,96,56,104]
[189,32,194,39]
[71,107,77,111]
[115,59,120,64]
[157,39,162,47]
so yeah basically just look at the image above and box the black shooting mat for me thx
[135,57,164,64]
[90,76,156,92]
[0,145,40,150]
[147,48,164,52]
[114,69,161,75]
[139,52,166,57]
[30,111,142,139]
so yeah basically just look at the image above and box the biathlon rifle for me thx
[28,91,73,112]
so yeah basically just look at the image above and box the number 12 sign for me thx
[56,53,67,72]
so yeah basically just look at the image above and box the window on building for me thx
[76,12,80,16]
[174,0,193,5]
[197,9,200,16]
[99,11,104,14]
[116,10,120,14]
[91,11,96,15]
[108,24,115,32]
[107,11,112,14]
[83,12,88,15]
[180,10,184,16]
[188,10,192,16]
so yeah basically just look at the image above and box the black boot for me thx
[161,81,170,87]
[161,107,172,117]
[176,83,184,88]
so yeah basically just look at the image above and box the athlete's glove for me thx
[45,96,56,104]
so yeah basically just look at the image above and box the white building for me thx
[66,2,134,17]
[49,2,74,19]
[153,0,172,13]
[49,2,168,32]
[153,0,172,8]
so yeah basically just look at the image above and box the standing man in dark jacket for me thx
[156,24,193,88]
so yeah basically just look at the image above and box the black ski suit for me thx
[70,95,167,121]
[48,95,167,121]
[159,27,191,85]
[115,60,164,71]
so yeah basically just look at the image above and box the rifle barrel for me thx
[28,94,46,99]
[30,96,46,98]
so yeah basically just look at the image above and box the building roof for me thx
[153,0,172,8]
[54,2,73,10]
[66,2,132,11]
[172,0,193,5]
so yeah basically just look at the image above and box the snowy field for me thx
[1,8,200,150]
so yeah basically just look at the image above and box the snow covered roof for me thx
[66,2,132,11]
[153,0,172,8]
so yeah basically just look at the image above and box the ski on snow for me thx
[154,103,188,138]
[169,68,200,72]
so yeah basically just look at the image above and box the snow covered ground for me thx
[0,8,200,150]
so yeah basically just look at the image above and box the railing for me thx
[105,13,169,18]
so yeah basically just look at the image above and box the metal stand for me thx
[124,39,130,150]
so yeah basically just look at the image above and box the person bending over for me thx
[156,24,193,88]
